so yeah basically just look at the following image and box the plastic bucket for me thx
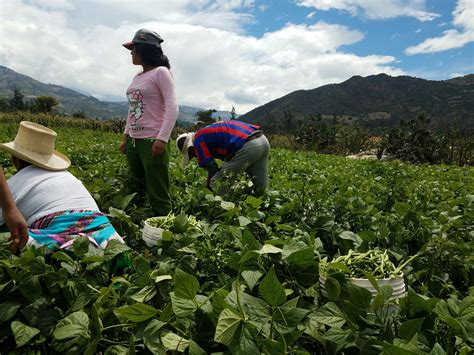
[319,275,406,300]
[142,217,166,247]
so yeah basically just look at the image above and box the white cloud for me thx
[295,0,439,21]
[449,72,468,78]
[165,21,403,111]
[0,0,405,114]
[405,0,474,55]
[405,30,474,55]
[34,0,75,10]
[453,0,474,31]
[64,0,254,33]
[209,0,255,11]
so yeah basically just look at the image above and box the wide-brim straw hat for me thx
[0,121,71,171]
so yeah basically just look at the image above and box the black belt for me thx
[247,131,263,141]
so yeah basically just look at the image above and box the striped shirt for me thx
[194,120,261,167]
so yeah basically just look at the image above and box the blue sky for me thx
[0,0,472,113]
[247,0,473,79]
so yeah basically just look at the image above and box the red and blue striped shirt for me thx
[194,120,261,167]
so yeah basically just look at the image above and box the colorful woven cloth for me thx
[29,210,117,250]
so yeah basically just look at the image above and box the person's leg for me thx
[137,139,172,216]
[212,137,269,188]
[211,143,253,184]
[245,135,270,191]
[125,138,146,195]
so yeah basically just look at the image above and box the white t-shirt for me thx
[0,165,100,226]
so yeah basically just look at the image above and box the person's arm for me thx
[0,167,28,251]
[152,68,179,157]
[121,94,132,153]
[203,160,219,190]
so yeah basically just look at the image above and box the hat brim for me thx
[122,41,134,50]
[0,142,71,171]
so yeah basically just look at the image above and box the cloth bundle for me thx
[29,210,118,250]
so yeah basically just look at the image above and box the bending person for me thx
[0,121,124,252]
[177,120,270,192]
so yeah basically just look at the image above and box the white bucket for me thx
[319,275,406,300]
[142,217,166,247]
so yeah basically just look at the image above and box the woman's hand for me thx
[1,167,28,252]
[151,139,166,157]
[119,141,127,154]
[3,207,28,252]
[119,134,128,154]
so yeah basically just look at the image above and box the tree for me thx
[9,87,25,111]
[32,96,59,113]
[195,109,216,129]
[385,112,446,164]
[72,110,87,118]
[335,123,369,155]
[296,114,338,152]
[444,128,472,166]
[284,109,293,132]
[0,97,9,112]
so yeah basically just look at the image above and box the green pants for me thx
[126,138,171,216]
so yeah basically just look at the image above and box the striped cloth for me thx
[193,120,261,167]
[29,210,118,250]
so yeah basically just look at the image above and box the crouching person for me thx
[0,121,125,252]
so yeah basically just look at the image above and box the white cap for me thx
[176,133,195,166]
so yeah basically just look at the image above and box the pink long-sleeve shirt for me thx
[124,66,179,142]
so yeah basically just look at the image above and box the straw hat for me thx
[0,121,71,171]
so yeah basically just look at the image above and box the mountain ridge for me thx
[1,66,472,131]
[0,66,233,122]
[239,73,474,131]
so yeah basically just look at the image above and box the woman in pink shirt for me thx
[120,29,179,216]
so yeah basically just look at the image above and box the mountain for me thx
[0,66,130,119]
[177,105,237,124]
[3,66,471,131]
[0,66,233,123]
[239,73,474,131]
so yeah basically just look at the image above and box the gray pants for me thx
[212,135,270,190]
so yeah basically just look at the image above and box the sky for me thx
[0,0,473,114]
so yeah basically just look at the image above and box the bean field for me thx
[0,121,473,354]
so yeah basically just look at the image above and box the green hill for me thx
[0,65,129,119]
[239,73,474,132]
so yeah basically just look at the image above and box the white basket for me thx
[319,275,406,300]
[142,217,166,247]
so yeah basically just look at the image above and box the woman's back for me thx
[4,165,99,225]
